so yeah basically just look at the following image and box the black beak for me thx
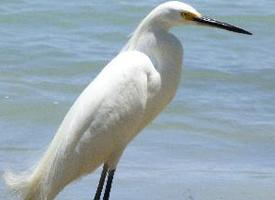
[193,16,252,35]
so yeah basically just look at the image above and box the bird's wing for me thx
[13,51,161,197]
[53,50,161,152]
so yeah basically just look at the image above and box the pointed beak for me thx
[193,16,252,35]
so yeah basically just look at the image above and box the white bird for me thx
[4,1,251,200]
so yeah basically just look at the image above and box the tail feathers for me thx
[3,170,40,200]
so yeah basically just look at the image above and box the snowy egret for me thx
[4,1,251,200]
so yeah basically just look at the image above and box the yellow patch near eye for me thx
[181,12,198,21]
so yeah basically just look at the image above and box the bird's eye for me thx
[180,12,187,18]
[180,12,196,21]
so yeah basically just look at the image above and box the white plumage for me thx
[4,1,251,200]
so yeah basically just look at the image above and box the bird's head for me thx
[153,1,252,35]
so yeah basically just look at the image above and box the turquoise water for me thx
[1,0,275,199]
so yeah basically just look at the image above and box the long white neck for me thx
[122,8,173,52]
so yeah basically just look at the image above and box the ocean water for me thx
[0,0,275,199]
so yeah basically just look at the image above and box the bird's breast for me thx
[149,32,183,105]
[138,32,183,129]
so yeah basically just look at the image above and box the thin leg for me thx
[93,164,108,200]
[103,169,116,200]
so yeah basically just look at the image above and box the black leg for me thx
[93,164,108,200]
[103,169,116,200]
